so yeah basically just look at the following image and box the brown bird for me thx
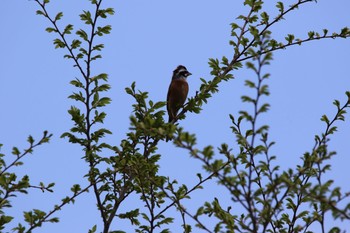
[167,65,192,123]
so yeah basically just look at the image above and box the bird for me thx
[167,65,192,123]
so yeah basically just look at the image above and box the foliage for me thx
[1,0,350,232]
[0,132,55,231]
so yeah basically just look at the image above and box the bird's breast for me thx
[173,79,188,95]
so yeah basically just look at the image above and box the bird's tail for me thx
[166,116,173,141]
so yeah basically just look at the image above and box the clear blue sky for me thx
[1,0,350,232]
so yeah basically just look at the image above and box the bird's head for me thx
[172,65,192,80]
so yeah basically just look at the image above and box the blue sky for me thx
[1,0,350,232]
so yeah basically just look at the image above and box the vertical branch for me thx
[35,0,115,232]
[82,0,108,230]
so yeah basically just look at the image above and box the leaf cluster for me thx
[0,132,55,232]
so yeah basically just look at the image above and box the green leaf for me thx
[92,73,108,81]
[70,79,84,88]
[118,209,140,226]
[71,39,82,49]
[93,111,107,123]
[98,8,115,18]
[53,38,66,49]
[246,62,257,72]
[328,126,337,135]
[249,26,259,38]
[244,0,253,7]
[208,58,220,76]
[68,106,85,125]
[60,132,82,144]
[320,115,330,124]
[27,135,34,144]
[259,84,269,95]
[241,95,255,104]
[92,44,104,51]
[64,54,73,59]
[308,31,315,39]
[48,217,59,223]
[95,97,111,107]
[202,146,214,160]
[61,196,71,204]
[76,29,89,41]
[153,101,166,109]
[268,39,278,48]
[333,99,340,108]
[285,34,295,44]
[68,92,85,102]
[12,147,20,156]
[340,27,350,37]
[88,225,97,233]
[80,10,93,25]
[63,24,74,35]
[96,25,112,36]
[70,184,81,194]
[36,10,46,16]
[0,215,13,230]
[260,11,269,24]
[221,56,229,66]
[258,103,270,114]
[54,12,63,22]
[91,54,102,61]
[244,80,256,88]
[45,27,57,33]
[93,84,111,93]
[323,29,328,36]
[105,8,115,15]
[79,48,88,55]
[276,2,284,13]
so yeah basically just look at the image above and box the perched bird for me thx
[167,65,192,123]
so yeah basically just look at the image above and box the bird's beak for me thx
[187,72,192,77]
